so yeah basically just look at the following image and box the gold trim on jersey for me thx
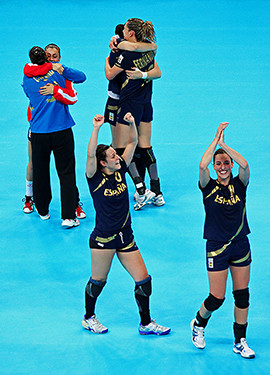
[231,250,251,264]
[205,186,220,199]
[207,207,247,257]
[121,79,129,91]
[93,177,108,192]
[121,212,130,228]
[231,207,246,239]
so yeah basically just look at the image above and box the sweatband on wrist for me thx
[141,72,147,79]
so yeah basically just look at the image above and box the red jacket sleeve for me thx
[53,80,78,105]
[27,105,32,123]
[24,63,53,77]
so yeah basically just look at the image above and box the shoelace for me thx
[91,317,105,329]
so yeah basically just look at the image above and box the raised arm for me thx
[105,56,123,80]
[86,115,105,178]
[126,61,161,80]
[199,122,229,188]
[121,113,138,167]
[218,130,250,186]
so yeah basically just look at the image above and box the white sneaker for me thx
[152,194,165,206]
[133,190,140,201]
[36,210,50,220]
[82,315,108,334]
[139,319,171,335]
[61,219,80,228]
[233,338,255,358]
[133,189,155,210]
[191,319,205,349]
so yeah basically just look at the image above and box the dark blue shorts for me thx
[206,236,252,271]
[104,97,119,127]
[117,100,153,126]
[90,225,138,252]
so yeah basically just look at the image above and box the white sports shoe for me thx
[191,319,206,349]
[152,194,165,206]
[36,209,50,220]
[82,315,108,334]
[233,338,255,358]
[61,219,80,228]
[133,190,140,201]
[133,189,155,210]
[139,320,171,335]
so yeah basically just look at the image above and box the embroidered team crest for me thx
[208,258,214,269]
[109,112,114,121]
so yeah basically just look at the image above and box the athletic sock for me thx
[195,311,210,328]
[135,293,151,325]
[26,180,33,197]
[85,292,97,319]
[233,322,247,343]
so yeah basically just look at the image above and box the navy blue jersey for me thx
[115,49,155,103]
[108,51,123,96]
[86,159,131,237]
[200,176,250,242]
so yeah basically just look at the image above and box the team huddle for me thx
[22,18,255,359]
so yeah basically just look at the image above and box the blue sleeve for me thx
[61,65,87,83]
[22,77,29,97]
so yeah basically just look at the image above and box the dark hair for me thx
[45,43,61,55]
[96,144,110,170]
[115,24,124,39]
[213,148,233,163]
[29,46,48,65]
[126,18,156,42]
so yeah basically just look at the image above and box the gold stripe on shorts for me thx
[95,234,117,243]
[231,250,251,264]
[207,241,231,257]
[119,239,136,251]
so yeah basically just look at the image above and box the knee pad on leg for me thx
[233,288,249,309]
[204,293,225,312]
[139,147,156,168]
[86,278,106,298]
[135,275,152,297]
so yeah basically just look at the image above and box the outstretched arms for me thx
[86,115,105,178]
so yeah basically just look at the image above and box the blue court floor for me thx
[1,1,270,374]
